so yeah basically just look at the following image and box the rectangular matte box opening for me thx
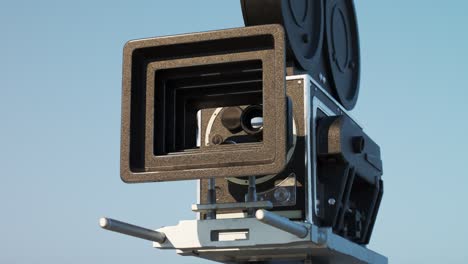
[122,25,287,182]
[153,60,263,156]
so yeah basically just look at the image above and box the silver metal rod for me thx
[247,176,257,216]
[206,178,217,220]
[247,176,257,202]
[99,217,166,243]
[255,209,309,238]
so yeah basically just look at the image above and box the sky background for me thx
[1,0,467,263]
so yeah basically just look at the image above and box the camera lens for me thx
[240,105,263,135]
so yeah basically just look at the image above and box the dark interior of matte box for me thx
[153,60,263,155]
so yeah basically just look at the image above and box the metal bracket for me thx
[192,201,273,213]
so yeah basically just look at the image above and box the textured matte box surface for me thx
[121,25,288,183]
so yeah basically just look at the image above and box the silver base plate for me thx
[153,218,387,264]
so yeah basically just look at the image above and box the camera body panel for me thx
[198,75,383,245]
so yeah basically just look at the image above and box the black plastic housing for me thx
[317,115,383,244]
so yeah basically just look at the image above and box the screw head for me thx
[212,134,223,145]
[274,187,291,203]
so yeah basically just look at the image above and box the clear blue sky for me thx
[1,1,467,263]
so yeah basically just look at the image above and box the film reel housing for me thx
[241,0,361,110]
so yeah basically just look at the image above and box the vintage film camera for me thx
[101,1,386,263]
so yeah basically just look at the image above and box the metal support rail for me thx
[99,217,166,243]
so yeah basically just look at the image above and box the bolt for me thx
[328,198,336,206]
[274,187,291,203]
[212,134,223,145]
